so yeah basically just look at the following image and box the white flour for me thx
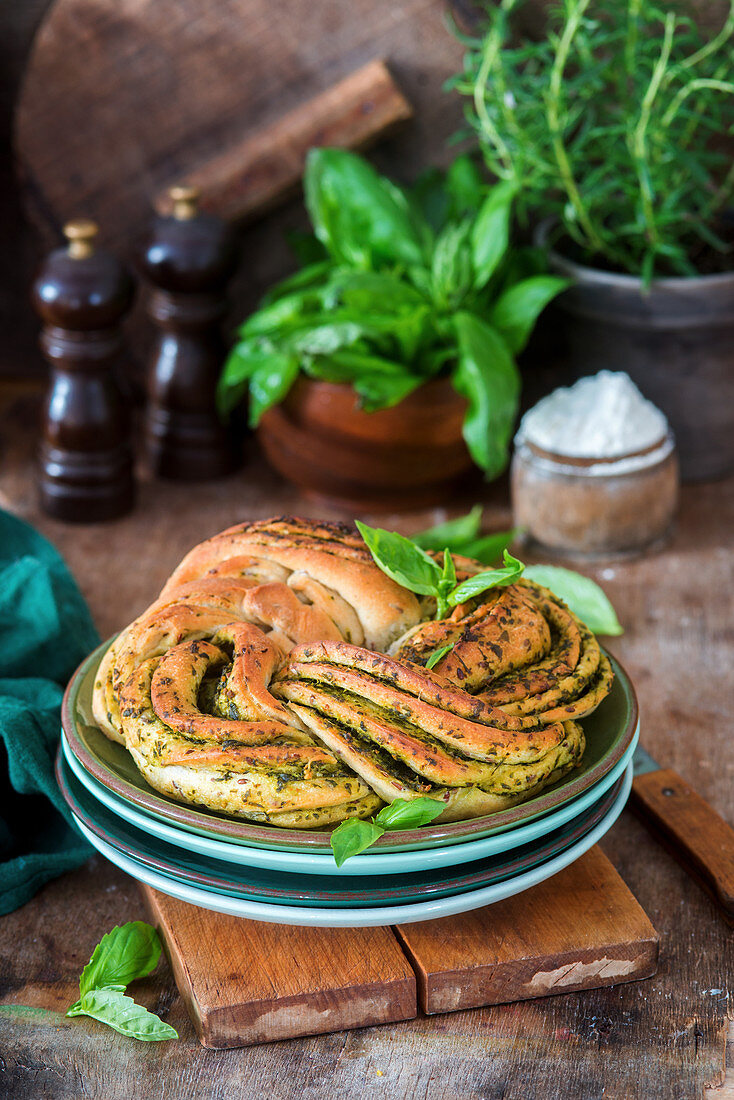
[516,371,669,460]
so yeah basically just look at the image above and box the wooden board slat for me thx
[15,0,465,255]
[142,885,417,1048]
[394,847,659,1015]
[165,59,412,224]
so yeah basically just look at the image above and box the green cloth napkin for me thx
[0,510,99,915]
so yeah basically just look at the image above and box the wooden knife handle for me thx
[631,768,734,922]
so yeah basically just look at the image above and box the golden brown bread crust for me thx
[91,517,611,828]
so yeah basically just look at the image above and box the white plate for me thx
[62,725,638,877]
[73,763,632,926]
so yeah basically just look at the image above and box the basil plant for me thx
[218,149,567,478]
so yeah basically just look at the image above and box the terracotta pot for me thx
[257,375,474,511]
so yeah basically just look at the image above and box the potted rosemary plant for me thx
[218,149,566,509]
[454,0,734,480]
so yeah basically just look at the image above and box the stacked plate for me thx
[57,640,639,927]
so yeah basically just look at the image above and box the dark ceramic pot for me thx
[543,242,734,483]
[257,375,474,511]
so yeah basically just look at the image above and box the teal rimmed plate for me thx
[68,766,633,927]
[58,751,626,907]
[60,726,638,875]
[62,638,638,853]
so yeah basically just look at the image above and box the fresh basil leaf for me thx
[323,270,426,314]
[445,154,485,219]
[523,566,623,636]
[330,819,385,867]
[302,351,423,412]
[374,796,445,830]
[247,354,300,426]
[488,275,569,354]
[240,288,323,337]
[356,520,441,596]
[291,321,366,356]
[412,505,483,551]
[353,372,424,412]
[471,180,517,288]
[442,547,457,588]
[304,149,428,270]
[459,529,517,564]
[79,922,162,998]
[409,166,451,233]
[425,643,455,670]
[68,989,177,1042]
[452,312,520,477]
[430,219,474,309]
[285,229,328,267]
[258,262,332,310]
[448,549,525,606]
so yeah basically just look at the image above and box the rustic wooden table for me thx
[0,385,732,1100]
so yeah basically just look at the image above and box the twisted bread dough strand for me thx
[91,518,611,828]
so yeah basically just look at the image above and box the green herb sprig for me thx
[66,922,177,1042]
[331,797,445,866]
[411,508,623,634]
[218,148,568,479]
[356,519,524,618]
[452,0,734,281]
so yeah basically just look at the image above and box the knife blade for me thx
[631,745,734,923]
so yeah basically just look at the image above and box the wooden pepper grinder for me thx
[137,185,239,479]
[32,219,135,522]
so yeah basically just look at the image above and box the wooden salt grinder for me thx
[31,220,135,522]
[137,186,238,479]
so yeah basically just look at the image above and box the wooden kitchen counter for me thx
[0,386,732,1099]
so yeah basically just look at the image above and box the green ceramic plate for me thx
[57,752,629,908]
[62,638,638,853]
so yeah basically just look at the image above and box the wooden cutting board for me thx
[142,846,659,1048]
[15,0,466,256]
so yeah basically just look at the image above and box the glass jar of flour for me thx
[511,372,679,557]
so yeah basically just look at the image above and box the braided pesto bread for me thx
[92,517,612,828]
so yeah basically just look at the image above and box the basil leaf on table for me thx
[78,921,162,996]
[65,921,178,1042]
[330,819,385,867]
[488,275,571,355]
[452,312,521,478]
[523,565,623,636]
[425,643,456,670]
[356,520,441,595]
[67,989,178,1042]
[448,549,525,606]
